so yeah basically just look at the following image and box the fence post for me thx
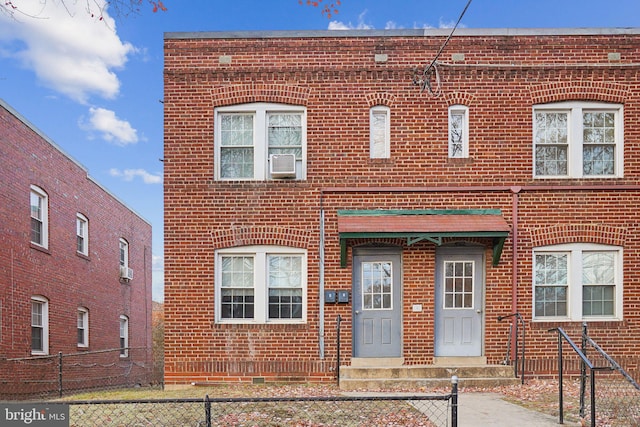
[336,315,342,384]
[58,351,63,398]
[580,323,587,419]
[557,331,564,425]
[451,375,458,427]
[205,394,211,427]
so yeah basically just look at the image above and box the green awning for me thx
[337,209,510,267]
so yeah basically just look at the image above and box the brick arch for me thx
[443,91,476,107]
[529,81,629,105]
[527,223,627,248]
[211,84,311,107]
[211,226,311,249]
[365,92,397,107]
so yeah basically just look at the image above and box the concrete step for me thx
[339,365,520,391]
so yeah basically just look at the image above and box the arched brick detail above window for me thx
[212,84,311,107]
[365,92,396,107]
[211,226,311,249]
[528,223,627,248]
[529,81,629,105]
[443,91,475,107]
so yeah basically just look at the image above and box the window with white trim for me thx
[215,103,307,180]
[370,106,390,158]
[119,315,129,357]
[30,186,48,248]
[77,307,89,347]
[448,105,469,158]
[533,102,623,178]
[119,238,129,269]
[31,296,49,355]
[533,244,623,321]
[77,214,89,255]
[215,246,307,324]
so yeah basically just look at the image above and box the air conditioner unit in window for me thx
[269,154,296,178]
[120,265,134,281]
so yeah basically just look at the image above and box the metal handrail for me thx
[497,312,525,384]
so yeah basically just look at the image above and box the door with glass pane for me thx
[352,248,402,358]
[434,247,484,357]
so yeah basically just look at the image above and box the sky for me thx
[0,0,638,302]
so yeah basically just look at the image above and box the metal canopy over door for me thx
[352,247,402,358]
[434,246,484,357]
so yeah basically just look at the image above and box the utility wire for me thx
[428,0,473,71]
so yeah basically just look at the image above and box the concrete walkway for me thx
[458,392,563,426]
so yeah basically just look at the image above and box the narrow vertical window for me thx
[370,106,390,159]
[31,296,49,355]
[77,307,89,347]
[77,214,88,255]
[30,186,48,248]
[448,105,469,158]
[119,315,129,357]
[119,238,133,280]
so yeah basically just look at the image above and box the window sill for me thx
[447,157,474,165]
[214,322,308,331]
[76,252,90,261]
[531,319,627,330]
[30,243,51,255]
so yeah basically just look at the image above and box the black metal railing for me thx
[549,323,640,426]
[497,312,525,384]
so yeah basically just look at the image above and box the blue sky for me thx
[0,0,638,302]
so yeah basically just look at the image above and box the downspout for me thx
[510,186,521,360]
[319,193,325,359]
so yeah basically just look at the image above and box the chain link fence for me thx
[1,347,153,400]
[66,391,456,427]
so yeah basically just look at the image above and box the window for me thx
[370,106,390,158]
[119,315,129,357]
[216,246,307,324]
[77,214,88,255]
[533,244,622,321]
[77,307,89,347]
[215,103,306,180]
[31,296,48,355]
[448,105,469,158]
[30,186,48,248]
[534,102,623,178]
[119,238,129,269]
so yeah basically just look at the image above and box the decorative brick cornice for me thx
[528,223,627,248]
[365,92,396,107]
[529,81,629,105]
[211,84,311,107]
[210,225,311,249]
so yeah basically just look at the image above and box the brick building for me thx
[163,28,640,386]
[0,99,153,398]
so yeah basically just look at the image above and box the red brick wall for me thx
[164,30,640,384]
[0,102,153,397]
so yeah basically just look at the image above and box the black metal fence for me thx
[66,388,457,427]
[550,324,640,426]
[1,347,153,400]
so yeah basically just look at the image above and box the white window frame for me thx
[370,105,390,159]
[77,213,89,256]
[31,296,49,355]
[77,307,89,348]
[215,245,307,324]
[214,103,307,180]
[532,243,623,322]
[533,101,623,178]
[30,185,48,249]
[448,105,469,158]
[119,238,129,269]
[119,315,129,357]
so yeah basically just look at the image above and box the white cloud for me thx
[328,10,373,30]
[109,168,162,184]
[84,107,139,145]
[0,0,134,103]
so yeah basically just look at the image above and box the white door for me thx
[352,248,402,358]
[434,247,484,357]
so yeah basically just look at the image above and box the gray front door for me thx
[352,248,402,358]
[434,247,484,357]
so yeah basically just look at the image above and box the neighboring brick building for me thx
[163,28,640,386]
[0,99,153,398]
